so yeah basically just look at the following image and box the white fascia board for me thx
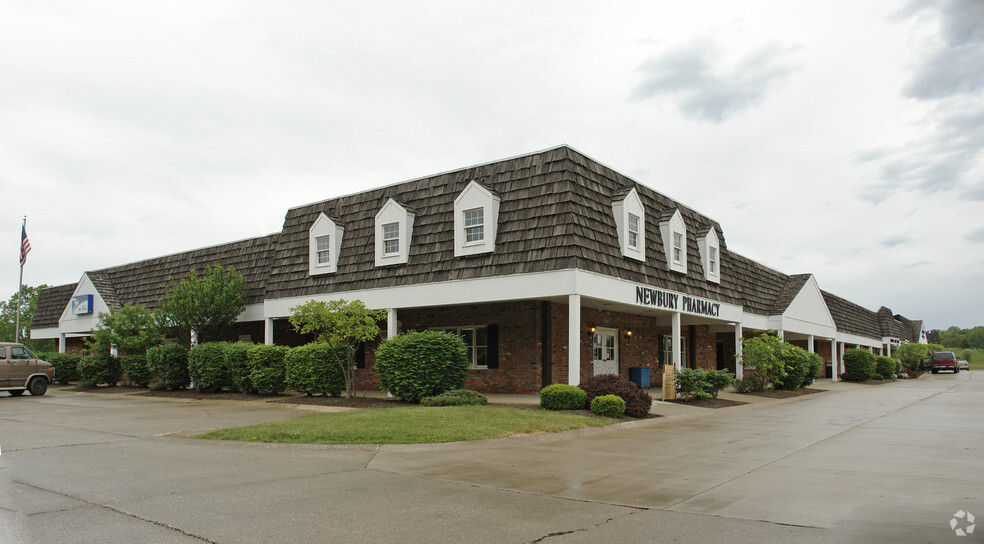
[573,270,743,322]
[237,303,265,322]
[30,327,60,339]
[741,313,770,331]
[779,316,838,338]
[835,331,883,348]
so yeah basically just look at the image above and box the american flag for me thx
[20,224,31,266]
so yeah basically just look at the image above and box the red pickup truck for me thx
[930,351,959,374]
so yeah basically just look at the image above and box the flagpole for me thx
[15,216,25,343]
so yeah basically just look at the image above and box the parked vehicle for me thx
[958,359,970,371]
[0,342,55,396]
[930,351,959,374]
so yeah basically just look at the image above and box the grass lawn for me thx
[197,405,617,444]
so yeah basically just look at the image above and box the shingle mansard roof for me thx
[32,145,919,340]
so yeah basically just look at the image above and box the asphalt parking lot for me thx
[1,371,980,543]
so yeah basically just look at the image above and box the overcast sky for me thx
[2,0,981,330]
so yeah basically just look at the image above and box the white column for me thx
[887,343,892,357]
[808,335,814,353]
[190,330,198,347]
[568,295,581,385]
[264,317,274,345]
[672,311,682,370]
[59,333,66,353]
[735,323,743,379]
[830,339,838,382]
[387,308,398,339]
[778,329,784,341]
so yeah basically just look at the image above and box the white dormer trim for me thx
[309,213,344,276]
[58,274,112,335]
[375,198,414,266]
[612,187,645,262]
[659,209,687,274]
[697,227,721,283]
[454,180,500,257]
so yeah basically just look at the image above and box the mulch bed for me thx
[739,387,825,399]
[666,397,748,408]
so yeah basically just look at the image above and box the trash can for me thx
[629,367,651,389]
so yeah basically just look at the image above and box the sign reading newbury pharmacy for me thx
[635,286,721,317]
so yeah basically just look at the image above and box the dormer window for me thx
[309,213,344,275]
[612,187,645,262]
[697,226,720,283]
[375,199,414,266]
[659,208,687,274]
[454,180,499,257]
[464,208,484,242]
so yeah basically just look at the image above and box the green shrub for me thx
[579,374,652,418]
[420,389,488,406]
[740,333,788,387]
[120,354,152,387]
[374,331,470,403]
[225,342,255,393]
[893,343,928,371]
[874,356,896,379]
[147,344,190,390]
[676,368,734,400]
[871,373,884,380]
[895,360,902,375]
[38,353,81,384]
[188,342,232,392]
[962,348,973,362]
[247,344,289,394]
[844,348,876,382]
[802,352,823,387]
[77,355,121,387]
[590,394,626,418]
[732,373,767,393]
[773,345,810,391]
[284,342,345,396]
[539,384,588,410]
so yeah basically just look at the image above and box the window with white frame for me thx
[383,223,400,255]
[673,232,683,263]
[663,335,687,366]
[697,226,720,283]
[659,208,687,274]
[308,212,343,276]
[628,213,640,249]
[464,208,484,242]
[435,326,488,368]
[316,235,331,265]
[709,246,717,274]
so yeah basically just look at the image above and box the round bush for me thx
[843,348,876,382]
[871,373,884,381]
[773,346,809,390]
[539,384,587,410]
[420,389,488,406]
[590,394,626,418]
[285,342,345,396]
[579,374,652,418]
[374,331,470,403]
[802,352,823,387]
[147,344,190,390]
[78,355,121,387]
[120,354,152,387]
[189,342,232,392]
[224,342,255,393]
[38,353,81,384]
[247,344,288,394]
[874,356,895,379]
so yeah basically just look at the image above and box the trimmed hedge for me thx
[773,347,809,391]
[37,352,81,384]
[579,374,652,418]
[590,394,626,418]
[374,331,470,403]
[284,342,345,397]
[78,355,122,387]
[539,384,587,410]
[676,368,734,399]
[844,348,876,382]
[147,344,190,390]
[247,344,288,394]
[875,356,896,379]
[120,354,152,387]
[225,342,255,393]
[189,342,232,392]
[420,389,488,406]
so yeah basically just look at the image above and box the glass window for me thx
[435,326,488,368]
[10,346,31,360]
[383,222,400,255]
[628,213,640,249]
[662,335,687,366]
[464,208,484,243]
[0,347,6,359]
[316,235,331,265]
[673,232,683,263]
[709,246,717,274]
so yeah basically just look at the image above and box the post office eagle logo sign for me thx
[71,294,94,315]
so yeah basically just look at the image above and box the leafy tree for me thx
[87,304,162,356]
[740,332,788,387]
[288,299,385,398]
[156,265,246,345]
[892,342,928,371]
[0,284,54,351]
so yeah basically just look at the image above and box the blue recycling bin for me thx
[629,367,651,389]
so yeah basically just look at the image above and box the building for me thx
[32,146,926,392]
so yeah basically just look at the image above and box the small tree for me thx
[893,342,928,371]
[288,299,385,398]
[87,303,162,356]
[156,265,247,345]
[740,332,788,387]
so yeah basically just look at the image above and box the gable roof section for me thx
[822,290,881,339]
[86,271,120,310]
[32,283,78,329]
[771,274,812,315]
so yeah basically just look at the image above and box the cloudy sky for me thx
[2,0,981,330]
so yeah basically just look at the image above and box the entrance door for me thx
[592,328,618,376]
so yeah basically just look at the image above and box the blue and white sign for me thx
[71,294,94,315]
